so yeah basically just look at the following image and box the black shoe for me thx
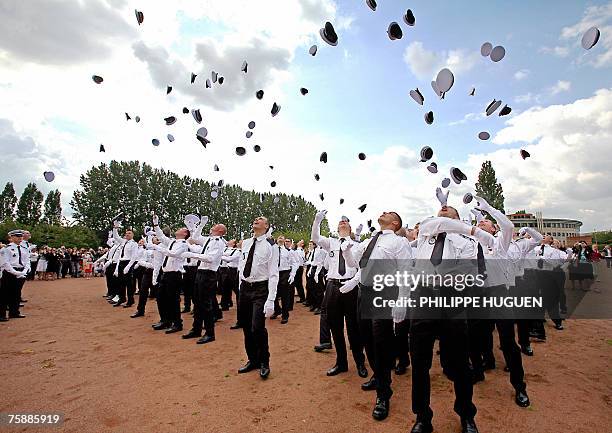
[270,313,279,320]
[554,323,564,330]
[521,345,534,356]
[395,364,408,376]
[112,302,124,307]
[238,361,257,374]
[230,323,241,330]
[181,307,191,313]
[0,317,9,322]
[357,363,368,378]
[19,304,25,308]
[472,370,485,384]
[309,306,316,312]
[313,308,322,315]
[130,311,144,318]
[515,389,530,407]
[182,330,201,339]
[8,314,26,318]
[280,318,288,324]
[314,343,332,352]
[221,307,229,311]
[361,377,377,391]
[122,303,134,308]
[196,335,215,344]
[326,365,348,376]
[503,366,510,372]
[21,299,28,303]
[372,398,389,421]
[460,418,479,433]
[152,322,170,330]
[410,420,433,433]
[260,364,270,379]
[165,325,183,334]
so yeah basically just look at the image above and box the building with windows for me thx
[506,211,582,245]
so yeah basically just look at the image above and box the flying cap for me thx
[485,100,502,116]
[427,162,438,173]
[424,111,434,124]
[499,105,512,116]
[196,127,209,147]
[463,193,473,204]
[520,149,530,160]
[420,146,433,162]
[480,42,493,57]
[152,139,160,146]
[320,152,328,163]
[403,9,415,26]
[241,60,248,73]
[309,45,318,56]
[441,178,451,188]
[271,102,281,117]
[387,22,403,40]
[191,73,197,84]
[192,109,202,123]
[248,121,256,129]
[166,86,172,95]
[478,131,490,140]
[99,144,106,152]
[246,131,253,138]
[300,88,309,95]
[358,204,367,212]
[167,134,175,142]
[366,0,377,12]
[135,9,144,25]
[582,26,601,50]
[450,167,467,184]
[320,22,338,46]
[253,145,261,152]
[236,146,246,156]
[256,90,264,99]
[43,171,55,182]
[358,152,366,160]
[92,75,103,84]
[410,88,424,105]
[490,45,505,62]
[164,116,176,126]
[435,68,454,93]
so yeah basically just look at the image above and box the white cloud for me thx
[514,92,541,105]
[403,41,479,81]
[539,46,570,58]
[0,0,136,65]
[549,80,572,95]
[514,69,530,80]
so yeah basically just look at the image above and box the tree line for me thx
[70,160,328,242]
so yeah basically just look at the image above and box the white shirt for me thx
[185,236,225,272]
[276,245,292,272]
[19,240,32,270]
[293,248,305,266]
[112,228,139,261]
[221,247,241,269]
[1,243,27,275]
[316,236,357,280]
[153,225,189,272]
[238,233,279,300]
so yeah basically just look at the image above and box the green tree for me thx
[15,183,44,226]
[43,190,62,225]
[0,182,18,222]
[71,160,326,243]
[475,161,505,219]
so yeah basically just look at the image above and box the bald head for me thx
[211,224,227,237]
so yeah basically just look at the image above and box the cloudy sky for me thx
[1,0,611,232]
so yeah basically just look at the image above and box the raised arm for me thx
[475,196,514,252]
[419,216,496,249]
[152,214,171,245]
[311,210,331,251]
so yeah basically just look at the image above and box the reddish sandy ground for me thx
[1,277,611,433]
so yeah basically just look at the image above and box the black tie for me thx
[229,249,237,256]
[17,245,23,266]
[278,245,282,267]
[477,243,487,276]
[360,232,381,269]
[430,232,446,266]
[197,238,212,267]
[243,238,257,278]
[121,242,127,258]
[163,240,176,267]
[338,238,346,276]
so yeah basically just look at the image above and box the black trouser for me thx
[410,287,476,423]
[239,280,270,365]
[294,266,305,302]
[319,305,331,345]
[394,319,411,368]
[496,319,526,391]
[192,269,218,336]
[157,271,182,326]
[136,268,153,313]
[514,276,531,347]
[306,266,317,305]
[358,285,394,399]
[105,263,117,297]
[0,269,24,318]
[219,267,239,309]
[325,279,364,368]
[27,262,37,280]
[467,287,496,374]
[61,261,70,278]
[533,270,563,335]
[274,270,291,320]
[313,270,326,309]
[183,266,198,310]
[117,261,134,304]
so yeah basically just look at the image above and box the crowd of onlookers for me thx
[27,246,110,281]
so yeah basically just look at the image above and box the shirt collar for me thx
[255,234,268,241]
[381,229,395,235]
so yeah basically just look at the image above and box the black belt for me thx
[197,269,217,275]
[241,279,267,286]
[12,267,24,272]
[328,278,351,283]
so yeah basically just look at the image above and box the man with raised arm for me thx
[311,210,368,379]
[149,214,189,334]
[181,216,226,345]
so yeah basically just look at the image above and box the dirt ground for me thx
[1,277,611,433]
